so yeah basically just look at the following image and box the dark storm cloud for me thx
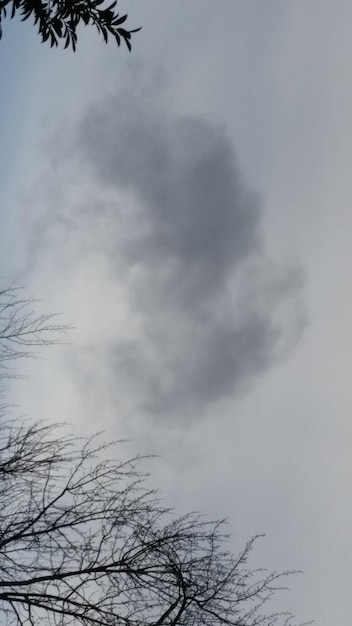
[38,78,305,421]
[80,111,261,294]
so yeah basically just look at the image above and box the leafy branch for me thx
[0,0,140,51]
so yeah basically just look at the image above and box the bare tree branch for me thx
[0,417,309,626]
[0,288,310,626]
[0,287,71,380]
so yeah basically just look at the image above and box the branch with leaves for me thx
[0,0,140,50]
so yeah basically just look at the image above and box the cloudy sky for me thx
[2,1,352,623]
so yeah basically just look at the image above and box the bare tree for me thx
[0,287,70,380]
[0,287,308,626]
[0,0,140,51]
[0,418,306,626]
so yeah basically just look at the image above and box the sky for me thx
[2,1,352,624]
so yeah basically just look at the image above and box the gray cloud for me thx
[80,111,262,314]
[26,75,305,423]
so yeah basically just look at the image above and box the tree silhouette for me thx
[0,0,140,51]
[0,421,305,626]
[0,287,70,380]
[0,287,307,626]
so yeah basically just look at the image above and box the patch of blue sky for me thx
[0,17,44,276]
[1,19,35,168]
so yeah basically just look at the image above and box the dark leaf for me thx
[124,35,131,51]
[118,27,130,39]
[52,17,62,37]
[114,30,120,46]
[112,13,126,26]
